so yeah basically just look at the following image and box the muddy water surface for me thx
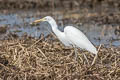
[0,10,120,47]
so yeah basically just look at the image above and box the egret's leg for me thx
[74,47,78,60]
[74,48,89,65]
[72,45,78,60]
[74,48,89,64]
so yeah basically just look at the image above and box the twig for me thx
[0,63,14,72]
[37,47,47,59]
[29,39,41,48]
[91,44,102,65]
[83,53,90,65]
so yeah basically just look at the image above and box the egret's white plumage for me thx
[33,16,98,55]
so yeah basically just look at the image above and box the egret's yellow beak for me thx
[33,18,46,23]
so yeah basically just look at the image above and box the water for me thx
[0,10,120,47]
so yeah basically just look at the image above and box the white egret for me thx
[32,16,98,61]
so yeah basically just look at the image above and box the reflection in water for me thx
[0,11,120,46]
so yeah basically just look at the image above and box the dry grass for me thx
[0,34,120,80]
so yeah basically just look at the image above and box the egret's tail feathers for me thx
[92,49,98,55]
[87,46,98,55]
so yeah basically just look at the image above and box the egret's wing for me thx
[64,26,97,54]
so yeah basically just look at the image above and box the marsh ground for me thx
[0,0,120,80]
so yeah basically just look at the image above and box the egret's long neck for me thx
[48,18,69,46]
[49,20,63,36]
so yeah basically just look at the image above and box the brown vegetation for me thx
[0,34,119,80]
[0,0,120,10]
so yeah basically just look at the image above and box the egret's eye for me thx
[47,18,49,21]
[45,18,50,21]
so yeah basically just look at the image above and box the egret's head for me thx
[32,16,56,26]
[32,16,57,29]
